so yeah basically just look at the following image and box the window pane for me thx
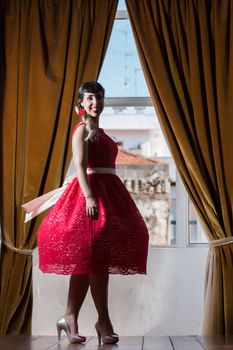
[188,199,208,244]
[117,0,127,10]
[99,19,149,97]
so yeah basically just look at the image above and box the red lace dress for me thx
[37,122,149,275]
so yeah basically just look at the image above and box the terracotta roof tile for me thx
[116,143,158,165]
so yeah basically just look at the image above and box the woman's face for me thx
[81,91,104,118]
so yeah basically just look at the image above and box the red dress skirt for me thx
[37,122,149,275]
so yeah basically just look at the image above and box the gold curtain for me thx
[0,0,118,335]
[126,0,233,335]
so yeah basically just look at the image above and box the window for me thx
[98,0,208,247]
[188,200,208,244]
[98,2,176,246]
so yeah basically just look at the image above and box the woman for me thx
[37,81,149,344]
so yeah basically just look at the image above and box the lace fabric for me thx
[37,122,149,275]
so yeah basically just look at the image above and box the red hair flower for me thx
[75,106,86,116]
[77,108,85,116]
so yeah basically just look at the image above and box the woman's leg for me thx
[64,274,89,334]
[89,274,114,334]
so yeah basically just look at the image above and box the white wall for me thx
[32,246,209,336]
[106,129,147,150]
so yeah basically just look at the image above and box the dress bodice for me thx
[87,128,118,168]
[73,122,118,168]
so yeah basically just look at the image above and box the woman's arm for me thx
[72,124,98,218]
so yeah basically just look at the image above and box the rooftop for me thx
[116,143,158,165]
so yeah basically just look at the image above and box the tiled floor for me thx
[1,335,233,349]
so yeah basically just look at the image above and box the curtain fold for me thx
[126,0,233,335]
[0,0,118,335]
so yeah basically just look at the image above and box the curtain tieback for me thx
[208,235,233,248]
[0,234,33,255]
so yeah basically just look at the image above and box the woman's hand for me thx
[85,196,98,219]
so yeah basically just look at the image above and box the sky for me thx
[98,0,150,98]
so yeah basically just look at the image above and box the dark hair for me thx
[77,81,105,107]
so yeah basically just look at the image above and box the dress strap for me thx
[72,122,86,136]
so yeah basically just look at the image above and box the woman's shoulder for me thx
[72,121,86,136]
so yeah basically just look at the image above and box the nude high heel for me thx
[56,317,86,343]
[95,321,119,346]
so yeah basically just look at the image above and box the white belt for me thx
[86,167,116,175]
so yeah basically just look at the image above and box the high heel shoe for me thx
[56,317,86,343]
[95,321,119,346]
